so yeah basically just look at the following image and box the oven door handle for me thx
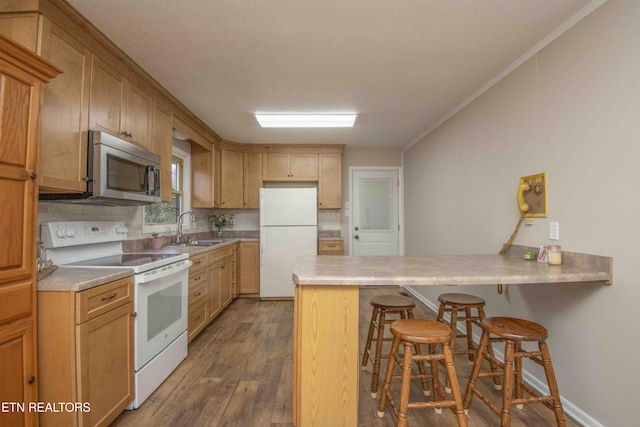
[135,259,193,284]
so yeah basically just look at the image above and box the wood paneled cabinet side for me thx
[89,55,152,148]
[0,34,60,427]
[318,153,342,209]
[37,277,134,427]
[151,101,173,202]
[38,18,91,193]
[220,149,243,208]
[239,242,260,294]
[243,152,262,209]
[263,153,318,182]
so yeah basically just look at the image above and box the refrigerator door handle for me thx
[260,237,264,266]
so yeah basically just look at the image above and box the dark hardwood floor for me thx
[111,288,579,426]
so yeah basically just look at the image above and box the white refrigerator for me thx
[260,187,317,299]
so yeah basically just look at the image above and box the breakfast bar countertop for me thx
[292,246,612,287]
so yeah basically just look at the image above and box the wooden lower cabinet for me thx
[187,245,237,342]
[0,318,36,427]
[38,277,134,427]
[318,240,344,255]
[239,242,260,294]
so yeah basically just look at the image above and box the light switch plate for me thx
[549,221,559,240]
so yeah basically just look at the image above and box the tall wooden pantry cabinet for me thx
[0,34,60,427]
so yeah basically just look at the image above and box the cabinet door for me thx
[123,80,152,147]
[318,154,342,209]
[262,153,291,181]
[0,318,37,427]
[76,302,134,427]
[0,60,40,284]
[243,152,262,208]
[191,143,214,208]
[151,102,173,202]
[239,242,260,294]
[290,153,318,181]
[89,55,124,136]
[39,20,91,193]
[220,149,243,208]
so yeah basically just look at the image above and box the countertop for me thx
[292,246,612,287]
[37,237,259,292]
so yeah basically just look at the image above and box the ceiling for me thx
[66,0,594,149]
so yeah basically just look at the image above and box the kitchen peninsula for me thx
[291,247,612,426]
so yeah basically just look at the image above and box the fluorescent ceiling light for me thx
[255,114,357,128]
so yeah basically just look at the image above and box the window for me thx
[143,145,190,234]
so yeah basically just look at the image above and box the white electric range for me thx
[41,221,191,409]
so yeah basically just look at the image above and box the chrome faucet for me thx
[176,211,195,244]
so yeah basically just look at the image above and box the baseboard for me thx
[403,286,604,427]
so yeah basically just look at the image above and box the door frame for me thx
[348,167,404,256]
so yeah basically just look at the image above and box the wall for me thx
[341,146,403,254]
[403,1,638,425]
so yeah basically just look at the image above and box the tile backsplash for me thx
[37,203,341,241]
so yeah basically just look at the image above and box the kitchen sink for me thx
[171,239,224,247]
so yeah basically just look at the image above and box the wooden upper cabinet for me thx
[263,153,318,181]
[89,55,152,148]
[220,149,243,208]
[318,153,342,209]
[38,19,91,193]
[243,152,262,209]
[191,143,214,208]
[151,102,173,202]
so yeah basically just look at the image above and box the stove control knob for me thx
[65,229,75,238]
[56,229,65,238]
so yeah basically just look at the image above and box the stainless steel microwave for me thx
[40,131,161,205]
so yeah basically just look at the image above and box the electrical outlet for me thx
[549,222,559,240]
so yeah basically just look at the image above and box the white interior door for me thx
[351,169,400,256]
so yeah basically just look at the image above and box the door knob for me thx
[354,226,359,231]
[354,235,359,240]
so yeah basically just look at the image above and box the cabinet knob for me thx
[28,376,35,384]
[29,172,37,180]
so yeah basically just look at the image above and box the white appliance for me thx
[41,221,191,409]
[260,187,317,299]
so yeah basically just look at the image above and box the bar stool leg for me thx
[514,341,524,409]
[478,306,502,390]
[377,334,400,417]
[370,309,387,398]
[463,331,490,412]
[539,341,567,426]
[397,342,414,427]
[412,342,431,397]
[500,340,515,427]
[442,341,468,426]
[361,306,379,370]
[464,306,475,363]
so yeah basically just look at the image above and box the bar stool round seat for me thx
[377,319,468,427]
[362,295,416,398]
[463,317,566,426]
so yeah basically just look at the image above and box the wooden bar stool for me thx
[362,295,418,398]
[436,292,501,392]
[463,317,566,426]
[377,319,468,427]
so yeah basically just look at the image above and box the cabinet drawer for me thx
[189,266,209,290]
[189,279,207,304]
[210,245,234,263]
[188,298,208,342]
[189,253,208,270]
[319,240,344,255]
[75,277,133,324]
